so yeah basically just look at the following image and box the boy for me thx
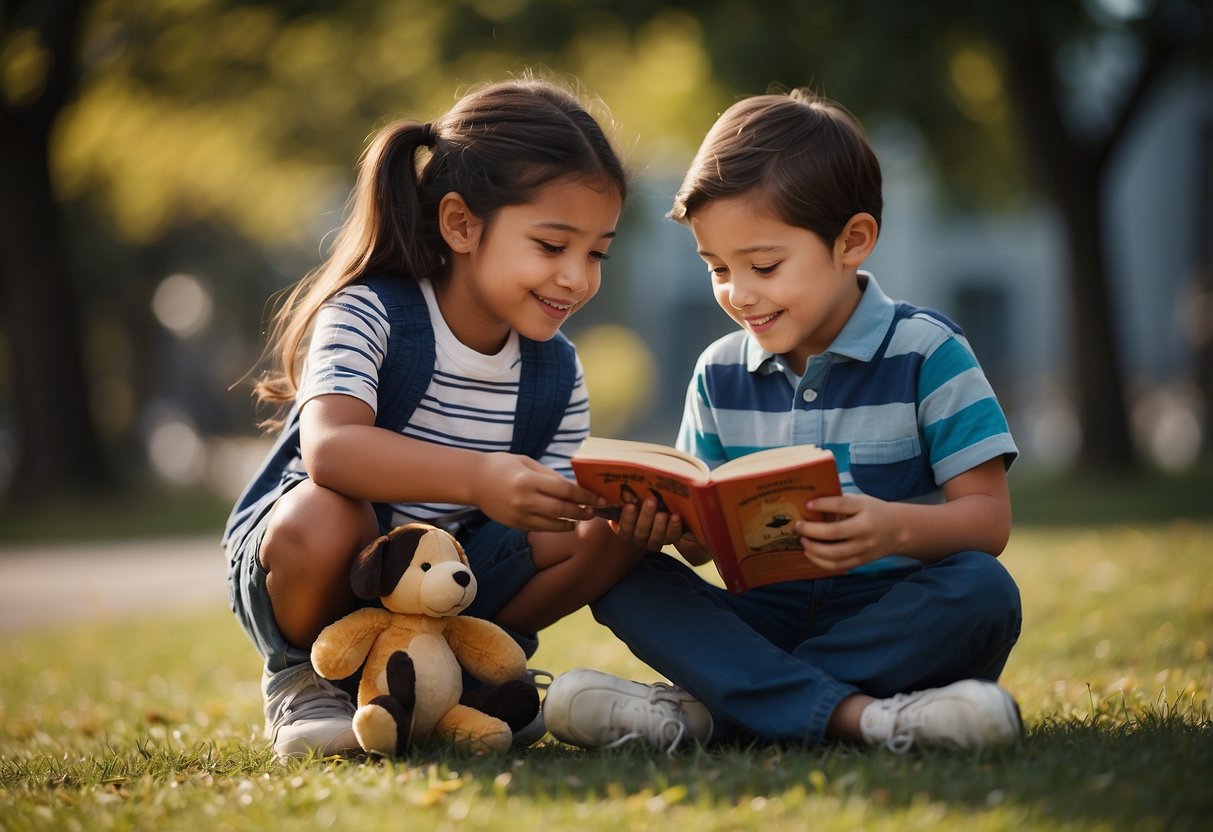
[542,90,1023,753]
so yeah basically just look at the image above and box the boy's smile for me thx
[689,194,868,376]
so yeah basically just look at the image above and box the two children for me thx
[543,90,1024,753]
[225,78,1023,759]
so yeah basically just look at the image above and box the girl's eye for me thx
[753,263,779,276]
[708,265,728,277]
[538,241,565,254]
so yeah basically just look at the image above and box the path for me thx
[0,536,226,633]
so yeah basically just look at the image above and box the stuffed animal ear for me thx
[350,535,390,601]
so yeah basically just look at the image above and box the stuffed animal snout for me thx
[351,523,477,616]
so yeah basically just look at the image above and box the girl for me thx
[222,77,638,759]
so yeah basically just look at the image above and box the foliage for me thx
[1,522,1210,830]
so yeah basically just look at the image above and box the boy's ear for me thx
[836,212,879,267]
[437,192,483,253]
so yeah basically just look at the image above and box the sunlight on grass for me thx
[2,521,1210,830]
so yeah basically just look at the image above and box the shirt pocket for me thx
[848,435,935,501]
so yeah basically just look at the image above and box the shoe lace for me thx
[881,692,921,754]
[525,668,554,691]
[274,674,356,730]
[604,683,692,755]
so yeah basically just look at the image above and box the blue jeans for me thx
[589,550,1022,745]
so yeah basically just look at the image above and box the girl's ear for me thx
[836,212,879,267]
[438,192,483,253]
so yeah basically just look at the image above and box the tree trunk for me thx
[1058,174,1137,472]
[988,14,1139,472]
[0,0,111,502]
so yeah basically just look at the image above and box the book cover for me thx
[572,438,844,592]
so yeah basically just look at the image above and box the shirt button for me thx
[802,388,818,402]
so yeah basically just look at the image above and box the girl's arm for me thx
[794,456,1012,572]
[300,394,600,532]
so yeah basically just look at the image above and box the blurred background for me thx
[1,0,1210,525]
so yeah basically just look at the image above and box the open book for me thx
[572,437,843,593]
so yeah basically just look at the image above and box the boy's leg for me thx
[583,552,858,745]
[558,550,1021,750]
[799,551,1022,696]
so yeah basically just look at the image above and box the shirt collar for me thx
[745,271,896,374]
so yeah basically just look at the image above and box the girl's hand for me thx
[611,498,685,551]
[795,493,905,572]
[474,453,601,532]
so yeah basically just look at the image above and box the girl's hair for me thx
[669,89,881,246]
[254,75,628,419]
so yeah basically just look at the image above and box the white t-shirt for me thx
[297,279,590,529]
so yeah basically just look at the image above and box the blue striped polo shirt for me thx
[676,273,1017,572]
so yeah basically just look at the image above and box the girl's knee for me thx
[262,484,376,575]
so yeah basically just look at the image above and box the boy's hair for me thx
[254,74,628,415]
[669,89,881,246]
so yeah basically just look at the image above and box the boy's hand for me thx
[795,494,905,572]
[612,498,685,551]
[475,453,601,532]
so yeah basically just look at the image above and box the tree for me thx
[0,0,111,501]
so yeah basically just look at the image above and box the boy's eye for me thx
[589,250,610,262]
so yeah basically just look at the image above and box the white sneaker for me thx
[860,679,1023,752]
[543,668,713,753]
[262,665,360,760]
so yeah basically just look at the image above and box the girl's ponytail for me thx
[252,75,626,424]
[358,120,444,283]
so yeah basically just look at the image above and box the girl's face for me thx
[690,194,864,376]
[441,177,622,353]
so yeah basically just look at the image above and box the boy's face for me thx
[690,194,864,376]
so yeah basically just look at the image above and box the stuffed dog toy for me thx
[310,522,538,756]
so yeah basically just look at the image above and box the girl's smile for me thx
[440,177,622,353]
[533,292,577,319]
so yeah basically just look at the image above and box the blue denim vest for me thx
[221,274,578,551]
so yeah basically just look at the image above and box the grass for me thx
[2,519,1211,830]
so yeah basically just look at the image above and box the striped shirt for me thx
[295,279,590,528]
[676,273,1017,572]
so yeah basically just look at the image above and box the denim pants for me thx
[589,549,1022,745]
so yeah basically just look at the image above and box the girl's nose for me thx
[555,263,589,296]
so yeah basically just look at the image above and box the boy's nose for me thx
[729,282,756,308]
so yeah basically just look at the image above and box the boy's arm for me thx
[795,456,1011,572]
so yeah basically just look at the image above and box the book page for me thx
[711,444,834,480]
[574,437,710,481]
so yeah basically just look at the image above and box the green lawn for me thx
[2,518,1210,830]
